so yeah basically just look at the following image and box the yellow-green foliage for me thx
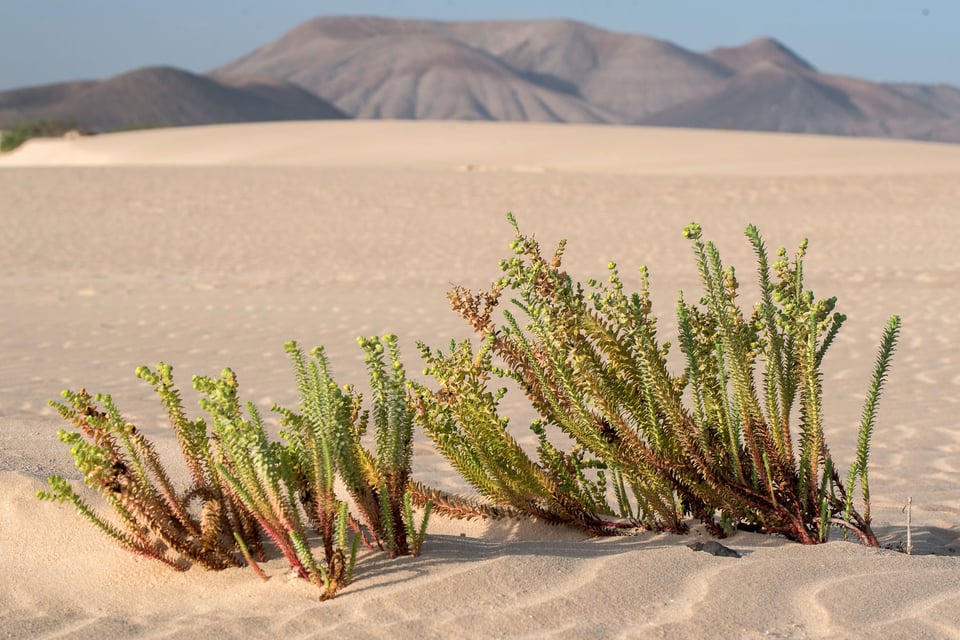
[278,336,430,558]
[414,216,899,544]
[37,214,903,611]
[1,119,84,151]
[39,336,430,600]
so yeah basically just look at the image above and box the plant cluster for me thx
[412,215,899,545]
[0,119,89,152]
[40,217,902,603]
[39,335,431,600]
[0,119,167,152]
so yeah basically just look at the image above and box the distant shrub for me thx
[0,119,88,152]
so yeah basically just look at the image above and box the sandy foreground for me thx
[1,121,959,638]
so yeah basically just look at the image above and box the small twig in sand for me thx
[904,496,914,555]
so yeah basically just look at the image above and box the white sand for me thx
[1,121,959,638]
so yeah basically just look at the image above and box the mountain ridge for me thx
[0,66,347,132]
[2,17,958,142]
[213,16,960,142]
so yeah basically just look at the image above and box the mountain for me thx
[3,17,958,142]
[0,66,348,132]
[217,16,735,123]
[215,16,960,142]
[639,58,957,140]
[640,62,868,135]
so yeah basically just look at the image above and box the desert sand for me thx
[1,121,959,638]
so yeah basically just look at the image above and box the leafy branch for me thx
[39,336,431,600]
[413,216,900,544]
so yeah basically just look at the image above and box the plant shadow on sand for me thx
[341,517,782,597]
[872,523,960,556]
[346,514,960,599]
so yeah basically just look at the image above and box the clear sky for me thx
[1,1,957,91]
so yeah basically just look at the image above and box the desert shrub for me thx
[0,119,86,152]
[39,335,430,600]
[412,215,899,544]
[38,379,253,572]
[278,337,430,558]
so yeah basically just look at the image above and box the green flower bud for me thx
[682,222,702,239]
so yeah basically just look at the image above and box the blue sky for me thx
[1,1,957,90]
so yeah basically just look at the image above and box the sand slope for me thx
[1,122,959,638]
[4,120,960,174]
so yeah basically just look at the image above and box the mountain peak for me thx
[0,65,347,132]
[706,37,815,73]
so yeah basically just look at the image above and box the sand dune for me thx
[4,120,960,175]
[1,121,959,638]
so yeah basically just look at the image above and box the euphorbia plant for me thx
[412,215,899,544]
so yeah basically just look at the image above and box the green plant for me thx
[192,367,357,600]
[37,370,255,572]
[39,335,430,600]
[412,336,653,535]
[0,119,87,152]
[278,336,431,558]
[675,223,900,544]
[413,215,899,544]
